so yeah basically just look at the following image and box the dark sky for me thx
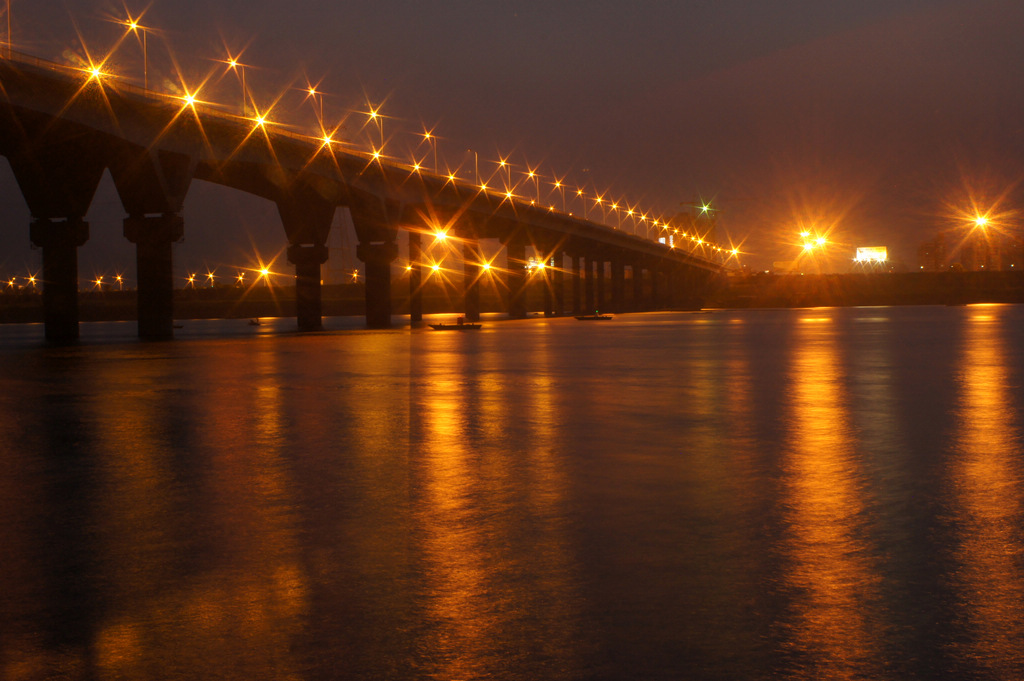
[2,0,1024,280]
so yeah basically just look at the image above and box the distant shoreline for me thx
[2,271,1023,323]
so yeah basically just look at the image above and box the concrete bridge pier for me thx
[540,264,554,317]
[505,236,528,318]
[584,255,596,313]
[651,265,661,308]
[632,263,644,310]
[30,218,89,343]
[357,241,398,328]
[611,257,625,312]
[288,244,329,331]
[553,253,565,316]
[408,231,423,322]
[596,259,606,312]
[572,254,582,314]
[124,214,183,340]
[462,240,482,322]
[276,195,335,331]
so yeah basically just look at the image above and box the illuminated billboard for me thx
[855,247,887,262]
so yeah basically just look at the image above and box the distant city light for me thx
[855,246,888,263]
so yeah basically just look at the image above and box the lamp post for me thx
[124,17,149,89]
[307,86,323,126]
[422,130,438,173]
[227,56,247,115]
[367,105,383,149]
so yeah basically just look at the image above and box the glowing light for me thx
[816,236,827,246]
[975,216,989,228]
[433,229,448,243]
[855,247,888,262]
[431,263,441,273]
[481,262,491,271]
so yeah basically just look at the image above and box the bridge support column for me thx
[30,218,89,343]
[463,241,481,322]
[408,231,423,322]
[288,244,329,331]
[596,259,606,312]
[357,241,398,328]
[572,254,582,314]
[506,237,528,319]
[633,263,644,310]
[124,214,183,341]
[584,255,595,314]
[553,254,565,316]
[541,263,554,317]
[611,257,625,312]
[651,265,661,309]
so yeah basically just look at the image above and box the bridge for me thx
[0,49,726,342]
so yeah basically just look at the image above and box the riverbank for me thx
[3,271,1023,323]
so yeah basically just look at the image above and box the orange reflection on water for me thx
[410,329,578,678]
[782,314,882,678]
[950,310,1024,671]
[88,342,307,679]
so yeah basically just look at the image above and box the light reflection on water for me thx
[781,312,881,679]
[1,307,1023,679]
[950,312,1024,678]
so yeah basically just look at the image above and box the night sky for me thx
[2,0,1023,279]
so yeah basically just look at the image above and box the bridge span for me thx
[0,51,725,341]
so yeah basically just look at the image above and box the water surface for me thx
[1,306,1023,679]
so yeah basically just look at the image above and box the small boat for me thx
[248,318,261,326]
[430,316,481,330]
[575,312,613,320]
[172,324,184,329]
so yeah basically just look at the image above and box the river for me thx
[1,305,1023,679]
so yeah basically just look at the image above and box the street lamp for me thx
[422,129,438,173]
[124,16,149,89]
[366,104,383,148]
[306,85,323,126]
[226,55,248,115]
[553,177,566,212]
